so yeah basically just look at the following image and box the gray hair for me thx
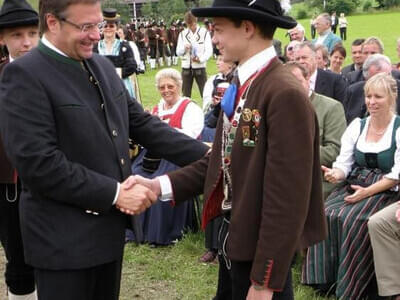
[294,41,316,57]
[318,13,332,26]
[362,54,391,79]
[288,23,305,34]
[155,68,183,89]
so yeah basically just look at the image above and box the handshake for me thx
[115,175,162,215]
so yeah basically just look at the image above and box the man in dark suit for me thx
[134,1,327,299]
[344,54,400,123]
[0,1,208,299]
[294,41,347,103]
[0,0,39,299]
[341,38,365,77]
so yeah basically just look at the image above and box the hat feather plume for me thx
[280,0,291,14]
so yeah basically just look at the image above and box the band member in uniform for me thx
[0,1,39,299]
[147,21,159,69]
[135,23,148,71]
[133,1,327,299]
[176,11,213,98]
[0,0,208,299]
[167,21,179,66]
[157,22,168,67]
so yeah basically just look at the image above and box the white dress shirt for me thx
[333,116,400,181]
[315,30,330,46]
[155,97,204,139]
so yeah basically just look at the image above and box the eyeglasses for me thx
[59,17,106,33]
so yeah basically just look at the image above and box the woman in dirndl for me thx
[302,73,400,299]
[94,8,137,99]
[128,68,204,246]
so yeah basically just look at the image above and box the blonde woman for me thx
[303,73,400,299]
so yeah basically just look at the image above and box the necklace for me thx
[369,122,389,135]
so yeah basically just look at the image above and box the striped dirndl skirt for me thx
[301,166,399,299]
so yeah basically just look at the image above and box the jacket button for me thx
[120,158,125,165]
[112,130,118,137]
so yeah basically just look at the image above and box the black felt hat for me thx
[103,8,120,23]
[0,0,38,29]
[192,0,296,29]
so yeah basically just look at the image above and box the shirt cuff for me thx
[112,182,120,205]
[158,175,173,202]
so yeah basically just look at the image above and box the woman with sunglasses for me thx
[94,8,137,99]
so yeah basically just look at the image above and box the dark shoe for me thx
[199,250,217,263]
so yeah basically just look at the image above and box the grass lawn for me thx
[274,11,400,65]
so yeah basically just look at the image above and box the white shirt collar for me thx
[9,55,14,63]
[42,35,69,57]
[237,45,277,86]
[319,29,331,37]
[158,97,186,116]
[309,69,318,91]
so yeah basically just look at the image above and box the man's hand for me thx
[246,286,273,300]
[132,175,161,197]
[116,177,157,215]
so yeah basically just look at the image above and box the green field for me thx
[275,11,400,65]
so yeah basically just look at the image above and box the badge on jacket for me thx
[241,108,261,147]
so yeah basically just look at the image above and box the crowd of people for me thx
[1,0,400,300]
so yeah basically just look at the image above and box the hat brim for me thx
[104,16,120,23]
[0,17,38,29]
[0,9,38,29]
[192,7,297,29]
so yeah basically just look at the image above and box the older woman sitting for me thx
[128,68,203,246]
[302,73,400,299]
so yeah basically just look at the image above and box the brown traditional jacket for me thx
[0,58,15,183]
[168,59,327,291]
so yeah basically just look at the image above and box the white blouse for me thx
[333,116,400,180]
[156,97,204,139]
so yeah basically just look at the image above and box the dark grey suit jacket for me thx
[346,69,400,85]
[315,68,347,103]
[341,63,356,77]
[0,41,208,270]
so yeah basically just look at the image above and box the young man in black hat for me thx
[0,0,39,299]
[133,0,327,299]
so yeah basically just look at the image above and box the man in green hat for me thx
[0,0,39,299]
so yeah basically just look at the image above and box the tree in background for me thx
[141,0,187,23]
[305,0,359,14]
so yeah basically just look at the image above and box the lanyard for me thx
[220,58,275,211]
